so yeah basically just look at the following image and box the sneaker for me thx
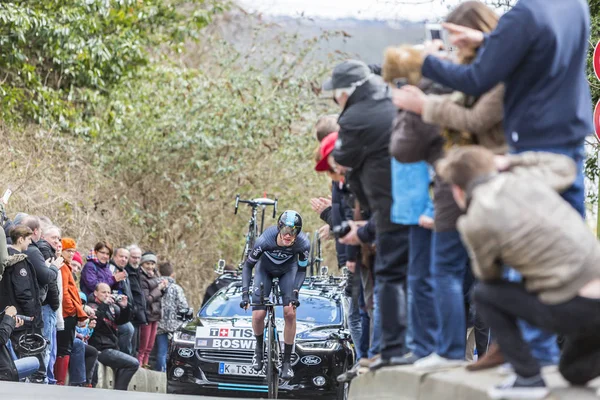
[413,353,466,372]
[497,362,514,376]
[280,361,294,380]
[359,354,380,368]
[487,374,549,399]
[252,351,264,372]
[369,353,418,371]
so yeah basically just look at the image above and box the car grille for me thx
[196,349,299,364]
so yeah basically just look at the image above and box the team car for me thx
[166,273,354,399]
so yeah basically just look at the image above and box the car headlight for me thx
[174,331,195,345]
[296,340,339,352]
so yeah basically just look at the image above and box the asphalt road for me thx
[0,381,248,400]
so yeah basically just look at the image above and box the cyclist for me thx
[240,210,310,380]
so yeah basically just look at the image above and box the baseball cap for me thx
[315,132,339,172]
[322,60,372,91]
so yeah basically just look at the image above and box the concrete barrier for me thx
[349,365,600,400]
[93,362,166,393]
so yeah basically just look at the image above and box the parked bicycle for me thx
[234,194,278,269]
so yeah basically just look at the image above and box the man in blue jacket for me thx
[421,0,592,216]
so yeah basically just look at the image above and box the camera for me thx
[111,291,124,303]
[425,23,444,43]
[16,315,33,322]
[332,221,352,239]
[177,307,194,322]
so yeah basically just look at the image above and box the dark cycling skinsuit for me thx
[242,226,310,310]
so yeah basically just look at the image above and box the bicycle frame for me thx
[249,281,284,399]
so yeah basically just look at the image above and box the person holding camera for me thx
[88,282,139,390]
[322,59,411,371]
[155,262,189,372]
[110,247,135,356]
[138,252,166,369]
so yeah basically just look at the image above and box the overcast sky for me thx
[237,0,474,21]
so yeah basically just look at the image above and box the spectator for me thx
[71,251,83,282]
[417,0,592,216]
[322,59,409,370]
[125,245,146,357]
[54,238,88,386]
[314,114,340,142]
[21,216,60,383]
[0,306,40,382]
[80,241,127,297]
[437,146,600,398]
[0,226,46,382]
[69,293,98,388]
[156,262,188,372]
[110,247,135,355]
[138,252,167,368]
[37,226,61,261]
[88,283,139,391]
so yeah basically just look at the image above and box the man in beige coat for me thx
[437,146,600,400]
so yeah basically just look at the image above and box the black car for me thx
[167,277,354,399]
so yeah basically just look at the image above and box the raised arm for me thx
[422,84,504,137]
[422,5,534,97]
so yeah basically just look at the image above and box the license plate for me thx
[218,362,265,377]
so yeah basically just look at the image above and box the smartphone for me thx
[1,189,12,205]
[425,23,444,43]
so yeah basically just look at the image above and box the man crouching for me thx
[437,146,600,400]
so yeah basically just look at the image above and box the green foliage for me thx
[0,0,221,128]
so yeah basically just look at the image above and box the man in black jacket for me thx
[88,282,139,390]
[110,247,135,355]
[0,225,47,382]
[125,245,146,357]
[21,216,60,383]
[323,60,410,370]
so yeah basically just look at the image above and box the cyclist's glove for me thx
[290,290,300,308]
[240,291,250,310]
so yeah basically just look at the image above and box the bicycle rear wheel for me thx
[266,313,279,399]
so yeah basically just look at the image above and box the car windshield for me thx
[200,291,342,325]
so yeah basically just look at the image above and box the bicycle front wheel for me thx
[266,315,279,399]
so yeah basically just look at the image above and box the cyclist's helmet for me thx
[277,210,303,237]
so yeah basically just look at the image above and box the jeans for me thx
[474,281,600,383]
[406,225,437,358]
[69,338,86,385]
[368,282,382,359]
[374,228,409,359]
[358,285,370,359]
[431,229,470,360]
[118,322,134,356]
[42,304,56,381]
[155,333,170,372]
[97,348,140,390]
[344,295,363,361]
[15,357,40,380]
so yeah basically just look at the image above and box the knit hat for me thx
[61,237,76,251]
[140,252,157,265]
[72,251,83,265]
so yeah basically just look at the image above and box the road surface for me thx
[0,381,253,400]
